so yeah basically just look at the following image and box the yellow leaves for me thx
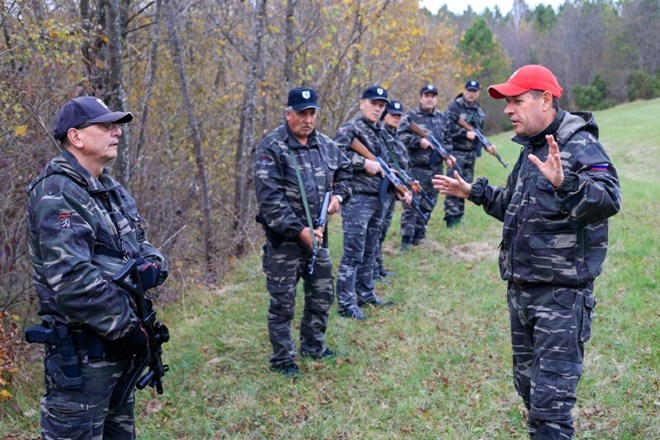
[0,389,12,401]
[14,125,27,137]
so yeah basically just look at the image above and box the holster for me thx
[26,323,83,390]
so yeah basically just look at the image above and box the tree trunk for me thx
[231,0,267,257]
[165,0,216,277]
[105,0,131,186]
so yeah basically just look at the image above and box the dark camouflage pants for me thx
[400,165,440,241]
[443,149,476,221]
[336,193,386,311]
[263,240,334,367]
[374,193,396,275]
[508,282,595,439]
[41,343,136,439]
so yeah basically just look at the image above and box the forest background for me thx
[0,0,659,418]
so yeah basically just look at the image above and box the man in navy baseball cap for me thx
[53,96,133,141]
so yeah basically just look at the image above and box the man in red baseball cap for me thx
[433,64,621,439]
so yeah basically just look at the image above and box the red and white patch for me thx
[58,212,72,229]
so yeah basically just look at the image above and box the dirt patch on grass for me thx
[421,239,499,262]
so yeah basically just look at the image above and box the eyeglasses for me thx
[76,121,120,131]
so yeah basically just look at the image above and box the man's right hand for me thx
[363,158,383,176]
[432,171,471,199]
[298,227,323,250]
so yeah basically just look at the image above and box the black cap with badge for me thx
[53,96,133,141]
[361,85,389,103]
[287,87,320,111]
[419,84,438,95]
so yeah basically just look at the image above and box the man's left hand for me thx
[528,134,564,187]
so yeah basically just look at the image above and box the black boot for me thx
[401,236,413,251]
[445,215,462,228]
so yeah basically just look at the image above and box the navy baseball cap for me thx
[385,100,404,115]
[465,80,480,91]
[287,87,320,111]
[419,84,438,95]
[361,85,389,103]
[53,96,133,140]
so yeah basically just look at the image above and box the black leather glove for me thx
[110,324,148,356]
[135,258,161,290]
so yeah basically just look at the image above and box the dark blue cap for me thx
[287,87,320,111]
[53,96,133,140]
[420,84,438,95]
[465,80,480,90]
[385,100,404,115]
[361,85,389,102]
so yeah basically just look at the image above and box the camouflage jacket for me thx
[398,106,451,169]
[334,116,389,195]
[254,124,352,245]
[26,150,168,340]
[445,94,486,151]
[469,109,621,286]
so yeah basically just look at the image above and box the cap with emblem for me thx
[488,64,563,99]
[419,84,438,95]
[465,80,480,91]
[287,87,320,111]
[361,85,389,103]
[53,96,133,141]
[385,100,404,116]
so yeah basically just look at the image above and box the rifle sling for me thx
[288,148,317,252]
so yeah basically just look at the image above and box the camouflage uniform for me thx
[255,124,351,368]
[374,125,410,277]
[398,106,451,244]
[468,110,621,439]
[26,149,168,440]
[335,116,391,312]
[444,94,486,225]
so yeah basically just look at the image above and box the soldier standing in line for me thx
[334,85,396,320]
[398,84,454,249]
[255,87,352,376]
[374,99,410,282]
[433,65,621,439]
[25,97,168,439]
[443,80,500,228]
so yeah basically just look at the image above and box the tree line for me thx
[0,0,658,321]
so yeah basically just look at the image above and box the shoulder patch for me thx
[257,156,274,167]
[58,212,72,229]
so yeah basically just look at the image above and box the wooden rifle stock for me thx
[349,138,409,200]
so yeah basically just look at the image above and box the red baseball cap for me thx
[487,65,563,99]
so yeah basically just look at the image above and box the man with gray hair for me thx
[26,96,168,439]
[255,87,352,376]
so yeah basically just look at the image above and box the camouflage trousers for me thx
[41,341,136,440]
[400,165,440,241]
[263,240,334,367]
[443,149,476,221]
[336,193,386,311]
[374,193,396,275]
[508,282,596,439]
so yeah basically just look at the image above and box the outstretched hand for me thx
[528,134,564,187]
[432,171,471,199]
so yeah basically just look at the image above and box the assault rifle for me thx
[408,122,462,173]
[308,190,332,275]
[350,137,429,222]
[380,135,435,209]
[111,259,170,405]
[457,119,508,168]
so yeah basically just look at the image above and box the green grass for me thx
[2,99,659,439]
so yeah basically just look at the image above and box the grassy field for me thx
[2,99,659,439]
